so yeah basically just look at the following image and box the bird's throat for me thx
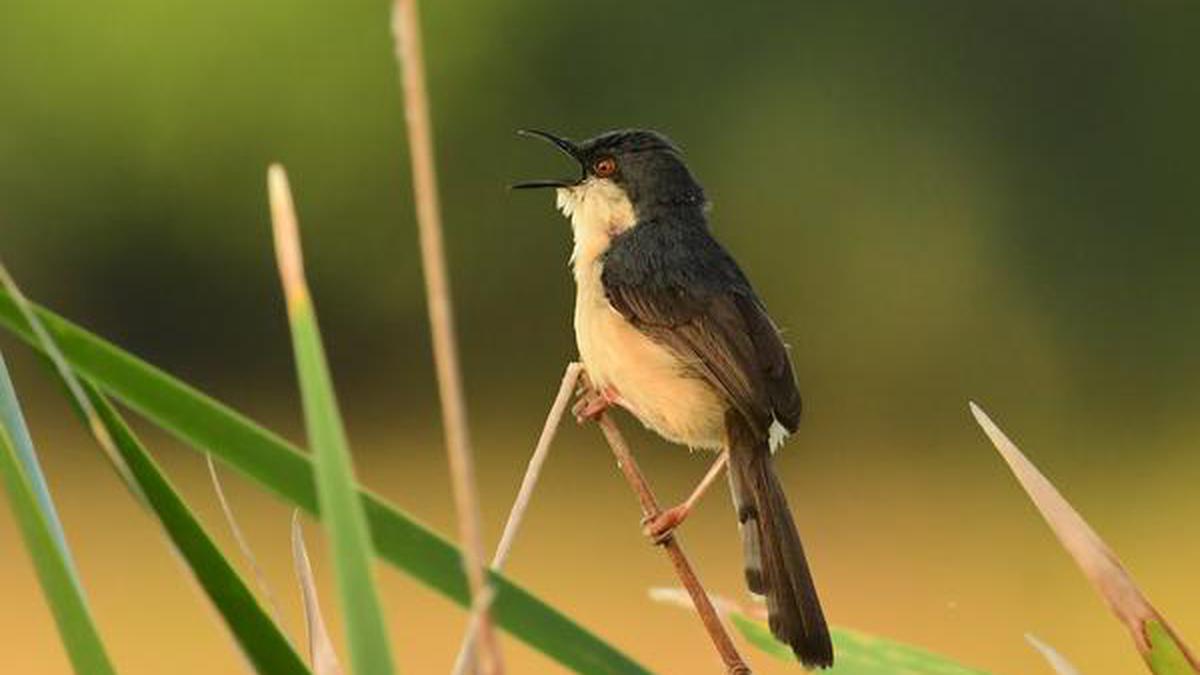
[558,178,636,273]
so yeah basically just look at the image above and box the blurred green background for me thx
[1,1,1197,673]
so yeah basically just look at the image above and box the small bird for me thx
[515,128,833,668]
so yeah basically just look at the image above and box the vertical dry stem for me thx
[451,363,583,675]
[389,2,501,673]
[596,414,751,675]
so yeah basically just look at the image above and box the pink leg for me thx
[643,451,729,544]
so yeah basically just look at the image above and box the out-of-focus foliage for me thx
[730,612,989,674]
[0,288,651,674]
[1,2,1198,673]
[2,1,1198,427]
[0,354,114,675]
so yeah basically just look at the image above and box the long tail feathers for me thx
[728,421,833,668]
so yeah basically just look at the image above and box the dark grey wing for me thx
[601,223,801,436]
[736,293,802,431]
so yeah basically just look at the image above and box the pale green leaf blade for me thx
[729,613,990,675]
[0,352,73,565]
[0,354,115,675]
[270,165,395,675]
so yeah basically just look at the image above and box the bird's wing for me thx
[600,225,802,435]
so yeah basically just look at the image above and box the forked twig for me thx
[458,361,749,672]
[451,362,583,675]
[389,1,502,672]
[595,414,751,674]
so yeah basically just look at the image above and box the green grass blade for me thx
[270,165,394,675]
[2,260,308,673]
[79,381,311,675]
[729,613,990,675]
[0,351,74,573]
[0,354,115,675]
[0,293,650,674]
[1147,621,1199,675]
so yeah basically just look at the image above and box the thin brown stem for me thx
[389,2,501,673]
[450,362,583,675]
[596,414,752,675]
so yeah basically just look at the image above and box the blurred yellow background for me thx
[1,0,1197,673]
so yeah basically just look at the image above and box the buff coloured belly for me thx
[573,274,727,451]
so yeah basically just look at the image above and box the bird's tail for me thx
[727,416,833,669]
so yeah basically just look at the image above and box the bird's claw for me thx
[641,504,689,545]
[572,392,610,423]
[573,384,619,423]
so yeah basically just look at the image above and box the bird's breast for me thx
[572,261,726,451]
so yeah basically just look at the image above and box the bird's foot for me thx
[573,384,619,423]
[641,504,691,545]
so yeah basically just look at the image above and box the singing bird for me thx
[514,128,833,668]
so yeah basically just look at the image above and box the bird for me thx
[514,128,834,669]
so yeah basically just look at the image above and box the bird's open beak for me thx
[511,129,585,190]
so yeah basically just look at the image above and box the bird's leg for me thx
[572,372,622,423]
[642,450,730,544]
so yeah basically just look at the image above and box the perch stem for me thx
[595,414,751,674]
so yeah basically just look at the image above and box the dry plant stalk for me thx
[389,1,501,673]
[292,512,345,675]
[972,403,1199,671]
[595,414,751,674]
[458,362,750,672]
[451,363,583,675]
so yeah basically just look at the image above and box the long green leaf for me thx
[74,382,312,674]
[729,613,989,675]
[0,352,115,675]
[1,261,309,673]
[0,291,650,674]
[270,165,394,675]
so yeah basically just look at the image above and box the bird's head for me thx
[513,129,706,220]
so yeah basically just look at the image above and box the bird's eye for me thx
[593,157,617,177]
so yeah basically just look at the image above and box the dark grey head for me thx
[513,129,706,213]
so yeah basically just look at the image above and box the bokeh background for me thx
[1,1,1198,673]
